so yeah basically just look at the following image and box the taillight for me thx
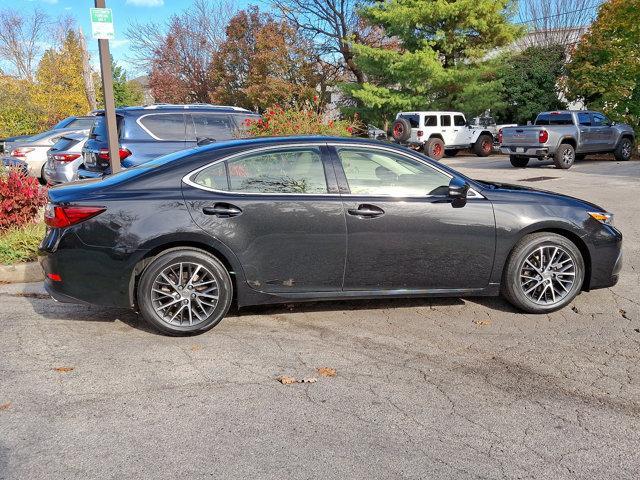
[417,130,424,137]
[44,203,105,228]
[539,130,549,143]
[98,148,131,161]
[498,129,503,144]
[52,153,81,162]
[11,147,34,158]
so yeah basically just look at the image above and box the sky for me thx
[0,0,258,77]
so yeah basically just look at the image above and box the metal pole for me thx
[95,0,120,174]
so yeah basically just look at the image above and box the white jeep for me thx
[391,111,495,160]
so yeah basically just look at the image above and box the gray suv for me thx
[79,104,260,177]
[500,110,635,169]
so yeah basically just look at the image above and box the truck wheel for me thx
[510,155,529,168]
[444,149,459,157]
[553,143,575,169]
[392,118,412,142]
[425,138,445,160]
[613,137,633,161]
[473,134,493,157]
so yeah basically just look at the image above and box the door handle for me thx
[347,204,385,218]
[202,203,242,218]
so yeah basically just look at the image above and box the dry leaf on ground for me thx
[317,367,337,377]
[473,319,491,326]
[53,367,74,373]
[276,375,296,385]
[0,402,11,411]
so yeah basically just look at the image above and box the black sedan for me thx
[40,136,622,335]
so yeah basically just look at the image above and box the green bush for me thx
[0,222,45,265]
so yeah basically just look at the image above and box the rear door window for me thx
[191,113,235,141]
[578,113,591,126]
[138,114,186,141]
[440,115,451,127]
[398,114,420,128]
[424,115,437,127]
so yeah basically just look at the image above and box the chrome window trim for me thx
[182,141,485,199]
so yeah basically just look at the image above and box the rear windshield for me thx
[398,114,420,128]
[65,117,95,130]
[90,114,123,140]
[50,136,79,152]
[535,113,574,126]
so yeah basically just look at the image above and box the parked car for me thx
[392,111,495,160]
[2,157,29,176]
[468,114,517,140]
[6,128,90,182]
[40,136,622,336]
[367,124,388,141]
[79,104,260,178]
[500,110,635,169]
[1,115,95,154]
[43,132,88,184]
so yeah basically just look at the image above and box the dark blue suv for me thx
[79,104,259,177]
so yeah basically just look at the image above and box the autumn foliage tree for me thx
[210,7,321,111]
[565,0,640,130]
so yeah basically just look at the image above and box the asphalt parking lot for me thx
[1,154,638,479]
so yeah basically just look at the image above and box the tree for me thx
[0,7,48,81]
[33,30,90,126]
[343,0,521,124]
[112,60,143,107]
[0,74,42,137]
[497,46,567,124]
[210,7,320,111]
[127,0,233,103]
[565,0,640,130]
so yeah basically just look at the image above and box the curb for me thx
[0,261,44,284]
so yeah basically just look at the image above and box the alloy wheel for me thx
[622,140,632,158]
[562,148,574,165]
[519,245,576,306]
[151,262,219,326]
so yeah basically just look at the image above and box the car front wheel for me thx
[614,137,633,161]
[502,233,585,313]
[138,248,233,335]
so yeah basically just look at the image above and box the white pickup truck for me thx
[391,111,495,160]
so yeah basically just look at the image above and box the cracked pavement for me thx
[0,155,638,479]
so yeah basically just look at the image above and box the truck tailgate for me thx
[502,127,540,145]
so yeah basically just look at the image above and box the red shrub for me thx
[0,168,47,231]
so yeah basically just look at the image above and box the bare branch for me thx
[0,7,49,80]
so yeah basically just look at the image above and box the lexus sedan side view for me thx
[40,136,622,335]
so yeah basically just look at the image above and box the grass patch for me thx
[0,222,45,265]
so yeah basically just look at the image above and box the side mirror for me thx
[449,177,470,199]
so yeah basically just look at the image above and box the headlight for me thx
[588,211,614,225]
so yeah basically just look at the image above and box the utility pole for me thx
[92,0,120,174]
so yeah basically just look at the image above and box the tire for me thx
[473,134,493,157]
[392,118,412,142]
[425,137,445,160]
[137,248,233,336]
[502,232,585,313]
[613,137,633,161]
[444,149,459,157]
[510,155,529,168]
[553,143,575,169]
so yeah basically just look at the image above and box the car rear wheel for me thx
[425,138,445,160]
[509,155,529,168]
[138,248,233,335]
[473,134,493,157]
[502,233,585,313]
[553,143,575,169]
[614,137,633,161]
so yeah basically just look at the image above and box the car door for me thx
[182,144,346,293]
[592,113,616,151]
[330,145,496,291]
[439,114,456,145]
[452,114,472,146]
[576,112,596,151]
[133,113,187,164]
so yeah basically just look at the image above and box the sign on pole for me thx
[90,8,115,40]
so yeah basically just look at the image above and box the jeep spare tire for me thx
[425,137,445,160]
[392,118,412,142]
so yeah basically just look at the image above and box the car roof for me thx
[92,105,258,116]
[398,111,464,116]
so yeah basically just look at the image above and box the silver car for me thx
[8,129,89,182]
[43,133,89,184]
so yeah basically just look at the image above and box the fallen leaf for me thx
[619,309,629,320]
[53,367,74,373]
[190,345,203,351]
[571,306,580,313]
[473,319,491,326]
[276,375,296,385]
[0,402,11,411]
[317,367,337,377]
[299,377,317,383]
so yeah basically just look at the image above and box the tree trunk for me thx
[340,44,365,84]
[79,28,98,111]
